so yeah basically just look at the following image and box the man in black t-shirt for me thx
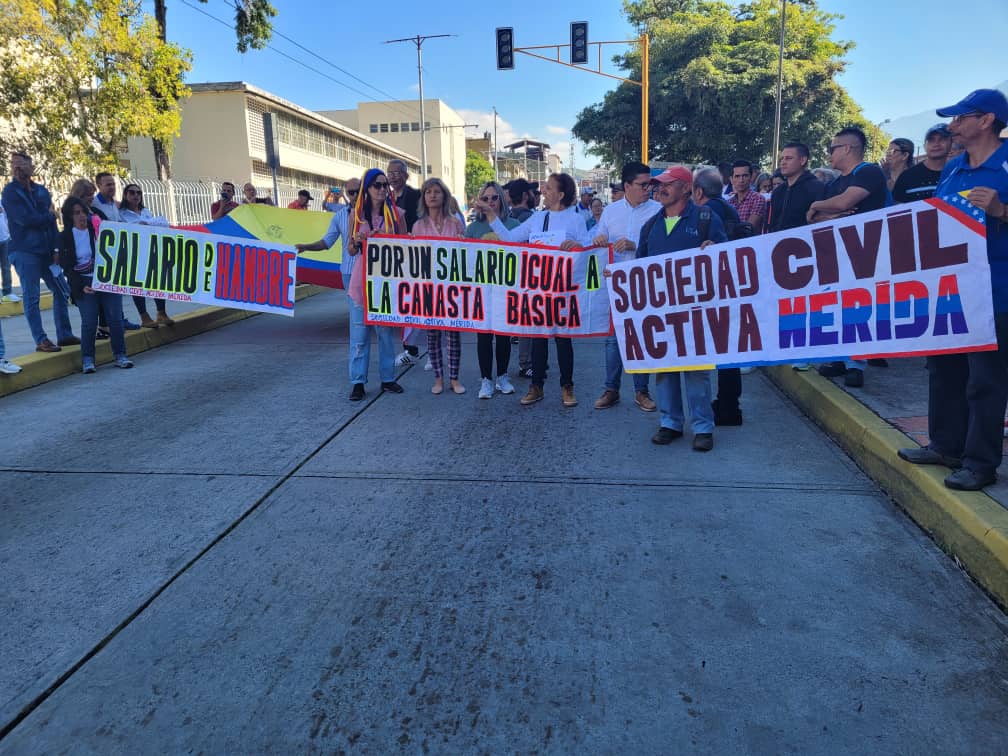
[807,127,889,388]
[892,123,952,203]
[807,127,887,223]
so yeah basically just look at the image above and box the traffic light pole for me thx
[510,34,650,163]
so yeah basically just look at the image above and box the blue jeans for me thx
[349,301,396,385]
[604,335,649,393]
[0,240,11,295]
[0,317,5,359]
[77,291,126,360]
[9,251,73,345]
[656,370,715,433]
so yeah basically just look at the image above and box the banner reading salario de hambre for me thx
[362,235,611,336]
[608,198,996,373]
[92,221,297,316]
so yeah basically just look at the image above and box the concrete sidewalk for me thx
[767,359,1008,609]
[0,285,326,397]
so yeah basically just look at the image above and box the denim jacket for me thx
[1,180,58,257]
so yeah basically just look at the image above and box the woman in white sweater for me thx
[475,172,591,408]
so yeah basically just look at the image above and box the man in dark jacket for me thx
[1,152,76,352]
[769,142,824,232]
[387,159,420,231]
[637,167,727,452]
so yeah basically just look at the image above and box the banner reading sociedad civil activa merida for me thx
[363,235,611,336]
[607,198,996,372]
[92,221,298,316]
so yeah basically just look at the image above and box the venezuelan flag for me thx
[180,205,344,289]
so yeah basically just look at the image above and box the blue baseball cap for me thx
[936,88,1008,123]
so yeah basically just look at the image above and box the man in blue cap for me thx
[898,88,1008,490]
[892,123,953,204]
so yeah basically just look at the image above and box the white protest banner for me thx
[607,198,996,372]
[362,235,612,337]
[92,221,298,317]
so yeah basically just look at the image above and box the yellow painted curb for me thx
[0,285,327,399]
[0,292,53,319]
[767,365,1008,611]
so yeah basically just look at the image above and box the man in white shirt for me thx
[91,172,122,222]
[590,161,661,411]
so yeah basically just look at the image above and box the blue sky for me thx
[163,0,1006,169]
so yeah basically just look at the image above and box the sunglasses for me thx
[480,194,500,202]
[827,143,851,153]
[950,112,983,122]
[346,189,359,196]
[371,181,389,190]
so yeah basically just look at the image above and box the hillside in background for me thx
[880,80,1008,150]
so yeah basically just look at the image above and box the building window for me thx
[390,123,399,132]
[401,123,409,132]
[369,124,378,133]
[424,122,430,130]
[411,122,420,132]
[427,164,432,175]
[380,123,389,133]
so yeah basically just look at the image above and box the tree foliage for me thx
[0,0,192,181]
[465,150,495,204]
[573,0,886,170]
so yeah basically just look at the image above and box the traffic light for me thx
[496,27,514,70]
[570,22,588,65]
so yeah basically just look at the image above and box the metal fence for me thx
[51,176,327,227]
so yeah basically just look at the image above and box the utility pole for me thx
[492,106,499,181]
[385,34,452,183]
[772,0,787,167]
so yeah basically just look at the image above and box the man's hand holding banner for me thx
[607,198,995,372]
[362,235,612,337]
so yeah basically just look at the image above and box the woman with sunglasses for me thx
[474,172,591,408]
[118,183,174,329]
[883,138,915,193]
[413,178,467,395]
[466,181,518,399]
[343,169,406,401]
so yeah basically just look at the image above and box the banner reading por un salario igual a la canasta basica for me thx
[362,235,612,336]
[607,198,996,373]
[91,221,298,316]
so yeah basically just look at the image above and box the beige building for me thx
[321,100,466,203]
[123,82,419,201]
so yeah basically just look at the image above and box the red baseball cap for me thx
[651,166,693,186]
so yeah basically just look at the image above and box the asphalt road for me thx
[1,291,1006,755]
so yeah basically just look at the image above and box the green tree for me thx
[573,0,886,171]
[151,0,277,177]
[0,0,192,182]
[465,150,495,204]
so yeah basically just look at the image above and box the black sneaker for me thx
[712,399,743,426]
[817,361,846,377]
[518,367,533,379]
[651,427,683,445]
[381,381,404,394]
[349,383,365,401]
[844,368,864,388]
[867,358,889,367]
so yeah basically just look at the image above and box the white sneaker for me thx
[394,350,413,367]
[2,293,20,303]
[424,357,433,371]
[495,374,515,394]
[478,377,494,399]
[0,358,22,374]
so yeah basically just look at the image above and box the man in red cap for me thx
[635,166,728,452]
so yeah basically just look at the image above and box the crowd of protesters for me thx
[1,87,1005,490]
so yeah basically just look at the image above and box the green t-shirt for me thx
[663,216,681,235]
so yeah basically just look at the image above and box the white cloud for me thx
[456,108,564,153]
[408,83,420,93]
